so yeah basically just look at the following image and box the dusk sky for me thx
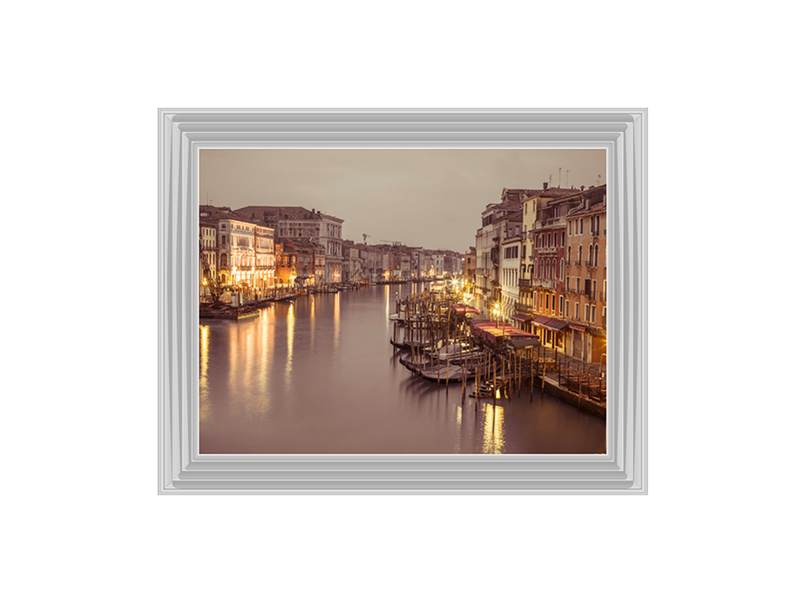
[200,149,606,253]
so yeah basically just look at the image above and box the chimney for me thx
[580,186,585,192]
[543,182,548,190]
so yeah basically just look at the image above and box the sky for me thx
[200,149,606,253]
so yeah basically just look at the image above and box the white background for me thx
[3,2,802,602]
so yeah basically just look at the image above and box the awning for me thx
[568,323,586,332]
[511,313,532,322]
[506,337,541,350]
[532,316,568,331]
[452,304,480,314]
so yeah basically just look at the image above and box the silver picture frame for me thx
[158,108,647,494]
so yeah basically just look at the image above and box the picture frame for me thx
[158,108,647,494]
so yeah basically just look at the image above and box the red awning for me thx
[568,323,586,332]
[511,313,532,322]
[533,316,568,331]
[452,304,480,314]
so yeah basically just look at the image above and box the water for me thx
[200,283,606,454]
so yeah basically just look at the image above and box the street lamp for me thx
[494,302,500,328]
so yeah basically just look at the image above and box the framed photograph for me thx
[158,109,647,493]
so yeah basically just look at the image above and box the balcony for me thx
[537,246,558,255]
[585,260,597,268]
[534,278,556,289]
[515,302,531,313]
[519,278,533,291]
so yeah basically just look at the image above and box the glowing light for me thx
[482,404,505,454]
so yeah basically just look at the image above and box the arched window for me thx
[560,258,565,280]
[221,235,226,245]
[589,245,593,265]
[220,253,227,267]
[594,245,599,266]
[552,259,556,280]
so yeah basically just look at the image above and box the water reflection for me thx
[482,404,505,454]
[286,303,294,388]
[199,284,605,454]
[199,325,210,422]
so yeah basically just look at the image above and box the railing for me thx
[585,260,596,267]
[537,246,558,255]
[519,278,533,289]
[515,302,531,313]
[534,278,556,289]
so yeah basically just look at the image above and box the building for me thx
[234,206,344,284]
[500,219,524,322]
[199,217,217,300]
[199,205,275,298]
[464,247,476,284]
[474,189,535,310]
[341,240,364,283]
[563,185,607,362]
[512,184,607,362]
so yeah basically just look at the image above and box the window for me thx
[585,304,590,322]
[580,218,584,234]
[594,244,599,267]
[559,296,564,316]
[591,306,596,323]
[574,302,579,319]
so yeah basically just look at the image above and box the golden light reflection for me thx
[333,293,340,351]
[482,404,505,454]
[309,297,315,348]
[257,307,274,412]
[285,303,294,387]
[454,405,463,452]
[199,324,210,422]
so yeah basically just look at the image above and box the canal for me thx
[200,283,606,454]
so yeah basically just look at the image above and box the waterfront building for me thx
[199,205,273,298]
[464,247,476,284]
[279,238,320,289]
[356,244,383,282]
[518,185,576,349]
[474,189,535,309]
[274,241,296,292]
[500,227,523,321]
[199,216,217,300]
[563,185,607,362]
[341,240,364,283]
[235,206,344,284]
